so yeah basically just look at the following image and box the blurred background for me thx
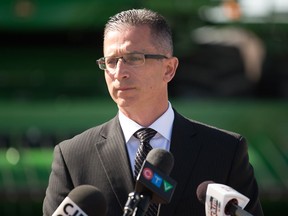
[0,0,287,215]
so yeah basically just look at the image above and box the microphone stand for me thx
[123,192,141,216]
[225,199,253,216]
[227,202,253,216]
[133,195,151,216]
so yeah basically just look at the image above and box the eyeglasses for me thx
[96,53,168,70]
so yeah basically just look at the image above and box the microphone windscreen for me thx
[196,180,214,204]
[68,185,107,216]
[146,148,174,175]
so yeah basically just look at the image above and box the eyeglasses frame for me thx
[96,53,168,70]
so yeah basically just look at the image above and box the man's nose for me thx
[113,59,129,79]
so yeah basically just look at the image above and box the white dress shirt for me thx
[118,102,175,174]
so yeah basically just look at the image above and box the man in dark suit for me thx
[43,9,263,216]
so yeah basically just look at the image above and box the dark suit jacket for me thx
[43,110,263,216]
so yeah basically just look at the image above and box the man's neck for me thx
[118,103,169,127]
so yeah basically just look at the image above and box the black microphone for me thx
[123,148,177,216]
[196,181,253,216]
[52,185,107,216]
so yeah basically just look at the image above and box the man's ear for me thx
[163,57,179,82]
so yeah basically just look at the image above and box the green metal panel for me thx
[0,0,138,30]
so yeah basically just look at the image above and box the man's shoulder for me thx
[174,110,242,141]
[58,116,119,148]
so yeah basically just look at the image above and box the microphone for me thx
[52,185,107,216]
[123,148,177,216]
[196,181,252,216]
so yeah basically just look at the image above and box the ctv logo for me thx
[142,167,174,192]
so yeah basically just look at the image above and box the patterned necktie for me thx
[134,128,158,216]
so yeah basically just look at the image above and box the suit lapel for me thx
[94,116,134,209]
[160,111,202,215]
[93,112,203,215]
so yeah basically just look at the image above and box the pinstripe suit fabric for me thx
[43,110,263,216]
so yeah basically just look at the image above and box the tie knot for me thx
[134,128,157,144]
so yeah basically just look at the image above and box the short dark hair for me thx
[104,8,173,55]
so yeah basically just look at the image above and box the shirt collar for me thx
[119,102,174,142]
